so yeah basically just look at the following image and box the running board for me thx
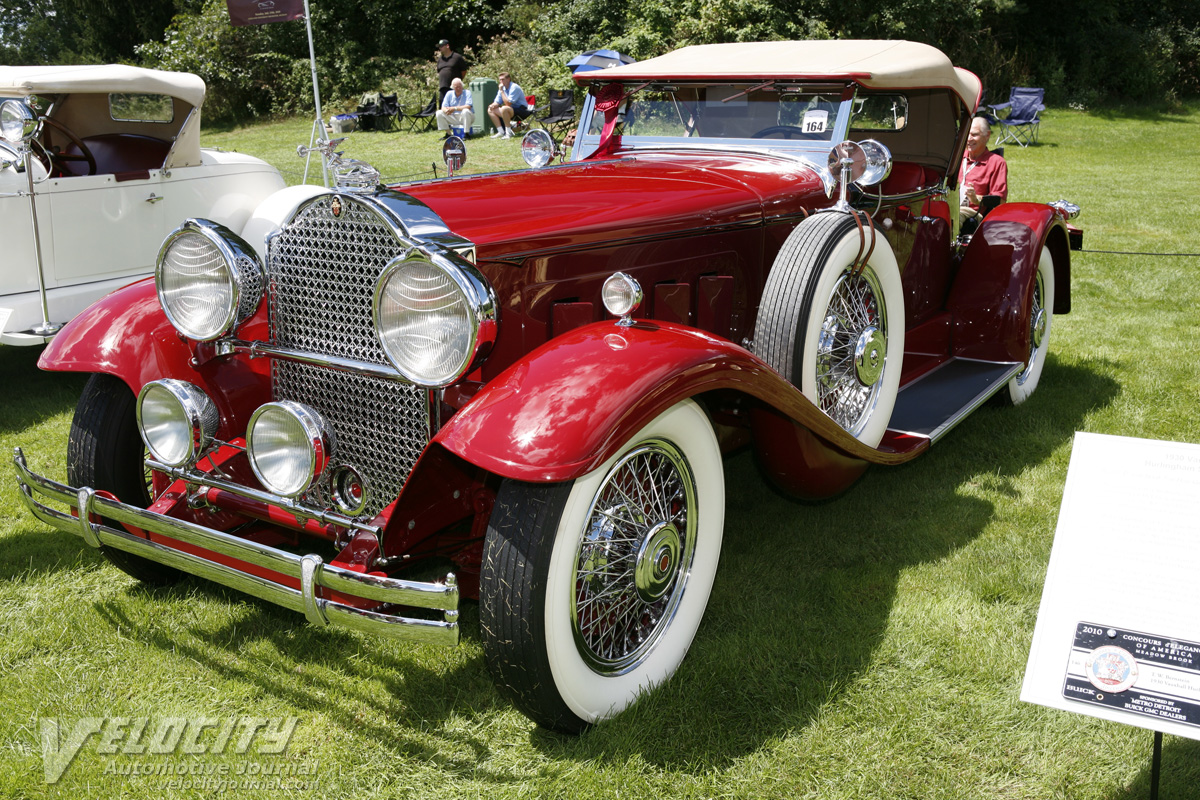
[887,358,1024,443]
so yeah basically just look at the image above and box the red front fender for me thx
[37,278,192,386]
[37,278,269,432]
[434,320,927,486]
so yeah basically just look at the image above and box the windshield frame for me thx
[572,81,857,162]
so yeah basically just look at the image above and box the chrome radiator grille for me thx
[267,194,429,517]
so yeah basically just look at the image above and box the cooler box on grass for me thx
[470,77,498,136]
[330,114,357,134]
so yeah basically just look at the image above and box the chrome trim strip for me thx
[13,448,459,647]
[145,457,381,535]
[221,340,410,383]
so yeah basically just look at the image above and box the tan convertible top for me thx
[0,64,206,108]
[576,40,981,108]
[0,64,207,170]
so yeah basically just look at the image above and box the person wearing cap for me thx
[435,39,470,100]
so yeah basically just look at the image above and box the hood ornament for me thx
[297,138,381,193]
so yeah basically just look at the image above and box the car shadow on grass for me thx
[72,355,1118,776]
[1101,735,1200,799]
[0,344,86,435]
[93,588,511,773]
[542,355,1121,766]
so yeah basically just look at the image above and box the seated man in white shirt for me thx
[436,78,475,138]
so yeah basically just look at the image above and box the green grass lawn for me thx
[201,116,546,185]
[3,104,1200,799]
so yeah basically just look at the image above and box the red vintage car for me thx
[15,40,1080,733]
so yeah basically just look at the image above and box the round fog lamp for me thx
[521,129,556,169]
[246,402,332,498]
[602,272,643,321]
[137,380,220,467]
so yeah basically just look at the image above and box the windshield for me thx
[580,83,851,151]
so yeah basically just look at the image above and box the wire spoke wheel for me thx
[1005,245,1055,405]
[572,440,696,674]
[481,399,724,733]
[814,268,888,436]
[754,212,904,447]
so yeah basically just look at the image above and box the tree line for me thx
[2,0,1196,122]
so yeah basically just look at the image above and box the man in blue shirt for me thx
[436,78,475,138]
[487,72,531,139]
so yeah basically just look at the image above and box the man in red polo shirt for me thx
[960,116,1008,226]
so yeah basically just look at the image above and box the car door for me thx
[44,170,165,286]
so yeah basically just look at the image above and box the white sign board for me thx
[1022,432,1200,740]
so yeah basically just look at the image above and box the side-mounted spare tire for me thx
[754,212,905,447]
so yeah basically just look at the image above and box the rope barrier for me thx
[1080,249,1200,257]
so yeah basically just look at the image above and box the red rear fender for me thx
[434,321,926,489]
[950,204,1071,363]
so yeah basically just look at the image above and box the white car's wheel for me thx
[1005,246,1055,404]
[480,399,724,733]
[754,213,905,447]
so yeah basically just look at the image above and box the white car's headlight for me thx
[137,380,220,467]
[374,250,496,387]
[247,402,332,498]
[0,100,36,143]
[156,219,264,341]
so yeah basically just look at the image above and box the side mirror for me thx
[442,135,466,175]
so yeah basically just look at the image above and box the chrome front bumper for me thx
[12,448,460,646]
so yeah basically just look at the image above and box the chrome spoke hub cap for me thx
[853,326,886,386]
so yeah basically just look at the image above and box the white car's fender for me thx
[238,184,327,262]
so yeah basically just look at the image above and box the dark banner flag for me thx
[226,0,305,26]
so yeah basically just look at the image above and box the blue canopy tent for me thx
[567,49,636,73]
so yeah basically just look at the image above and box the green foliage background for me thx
[2,0,1199,121]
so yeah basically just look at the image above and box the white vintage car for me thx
[0,65,285,345]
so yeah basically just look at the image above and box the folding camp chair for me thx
[510,95,536,134]
[988,87,1043,147]
[377,94,402,132]
[356,91,381,132]
[405,92,438,133]
[536,89,576,139]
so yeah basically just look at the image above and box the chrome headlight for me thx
[247,402,333,498]
[137,380,220,467]
[0,100,37,143]
[156,219,264,341]
[374,250,497,387]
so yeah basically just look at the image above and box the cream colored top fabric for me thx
[576,40,981,108]
[0,65,206,109]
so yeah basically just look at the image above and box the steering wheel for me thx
[751,125,817,140]
[40,116,97,176]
